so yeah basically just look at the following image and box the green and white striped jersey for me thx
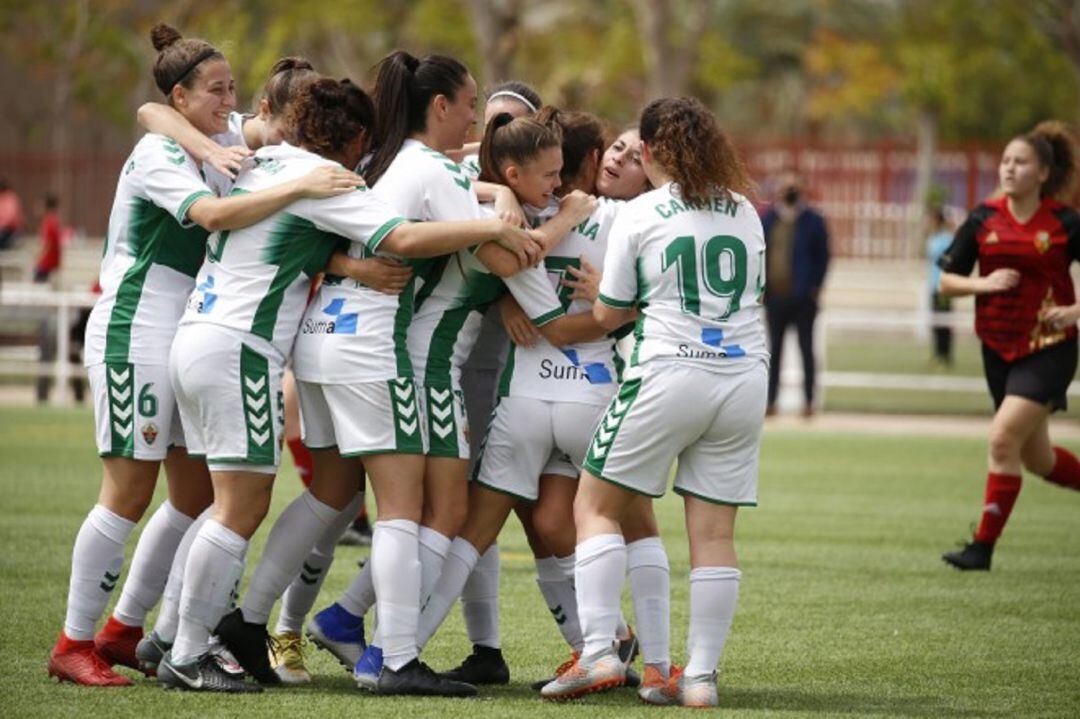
[183,143,402,361]
[498,197,623,405]
[597,182,768,376]
[372,139,497,389]
[461,153,480,182]
[85,133,217,366]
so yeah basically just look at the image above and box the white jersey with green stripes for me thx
[597,182,767,376]
[201,111,248,197]
[85,133,217,367]
[498,197,624,405]
[182,143,399,361]
[370,139,495,389]
[461,153,480,182]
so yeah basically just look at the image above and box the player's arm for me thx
[593,207,639,330]
[531,191,598,253]
[324,252,413,295]
[474,182,525,229]
[187,166,362,231]
[498,293,609,347]
[380,218,541,265]
[137,102,250,180]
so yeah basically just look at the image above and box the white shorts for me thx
[583,362,766,505]
[89,362,183,461]
[297,377,426,456]
[169,323,284,474]
[474,396,604,501]
[423,383,470,460]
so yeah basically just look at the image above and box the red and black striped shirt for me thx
[939,196,1080,362]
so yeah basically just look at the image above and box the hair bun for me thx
[270,56,315,75]
[491,112,515,131]
[309,77,345,106]
[150,23,182,52]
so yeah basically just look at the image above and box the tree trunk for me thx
[52,0,89,204]
[631,0,710,99]
[464,0,522,86]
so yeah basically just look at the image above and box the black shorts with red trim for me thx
[981,339,1077,412]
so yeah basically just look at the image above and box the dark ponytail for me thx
[150,23,223,99]
[365,50,470,185]
[1018,121,1079,201]
[287,78,375,158]
[478,112,561,185]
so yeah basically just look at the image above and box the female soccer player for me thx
[159,76,539,694]
[939,121,1080,571]
[541,97,767,708]
[303,52,589,695]
[47,25,360,687]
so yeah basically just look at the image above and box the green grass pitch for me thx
[1,406,1078,718]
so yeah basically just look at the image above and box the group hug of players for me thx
[45,21,1080,709]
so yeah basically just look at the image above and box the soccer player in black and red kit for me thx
[938,121,1080,571]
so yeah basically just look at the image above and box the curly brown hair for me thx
[286,78,375,159]
[262,57,318,117]
[149,23,223,99]
[1017,120,1079,201]
[639,97,754,206]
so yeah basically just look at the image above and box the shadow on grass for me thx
[720,687,1000,717]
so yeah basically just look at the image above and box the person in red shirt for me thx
[0,179,24,250]
[938,121,1080,571]
[33,193,62,283]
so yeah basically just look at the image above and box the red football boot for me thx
[94,616,148,674]
[47,633,133,686]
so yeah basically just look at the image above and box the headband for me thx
[165,47,219,94]
[487,90,537,113]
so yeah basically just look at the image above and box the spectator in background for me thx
[762,172,830,417]
[0,179,25,250]
[926,206,954,367]
[33,193,63,283]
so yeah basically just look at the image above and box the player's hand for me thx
[562,255,601,302]
[350,257,412,295]
[981,268,1019,294]
[499,295,540,347]
[559,190,598,226]
[204,144,252,180]
[1042,303,1080,330]
[495,222,544,267]
[296,166,366,198]
[494,186,526,228]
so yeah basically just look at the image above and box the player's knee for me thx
[532,501,574,548]
[988,427,1022,464]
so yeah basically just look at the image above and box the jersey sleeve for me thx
[306,188,407,254]
[938,206,988,276]
[504,266,565,326]
[210,112,249,149]
[139,136,215,227]
[597,206,640,309]
[424,163,481,221]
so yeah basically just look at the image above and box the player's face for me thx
[442,74,479,149]
[180,59,236,136]
[484,97,532,126]
[596,130,649,200]
[508,146,563,208]
[1000,139,1049,200]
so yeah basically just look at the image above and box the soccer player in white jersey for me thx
[304,52,589,693]
[541,97,767,707]
[155,77,538,694]
[47,24,361,688]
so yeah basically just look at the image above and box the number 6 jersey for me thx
[597,182,768,376]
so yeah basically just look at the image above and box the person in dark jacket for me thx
[761,172,830,417]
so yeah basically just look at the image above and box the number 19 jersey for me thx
[597,182,767,376]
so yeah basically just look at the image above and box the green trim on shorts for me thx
[303,443,338,452]
[473,477,535,503]
[240,344,275,465]
[389,378,424,453]
[105,361,136,457]
[98,449,139,459]
[584,377,642,475]
[425,385,462,458]
[673,486,757,507]
[205,455,278,466]
[584,468,664,499]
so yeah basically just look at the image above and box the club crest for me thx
[1034,231,1051,254]
[142,422,158,445]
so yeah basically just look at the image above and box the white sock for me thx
[171,519,247,665]
[112,500,193,628]
[461,543,500,648]
[575,534,626,660]
[63,504,136,640]
[418,537,479,649]
[371,519,420,671]
[276,492,363,635]
[627,537,670,671]
[536,555,583,652]
[418,526,451,608]
[241,491,338,625]
[338,559,375,618]
[153,506,212,643]
[685,567,741,677]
